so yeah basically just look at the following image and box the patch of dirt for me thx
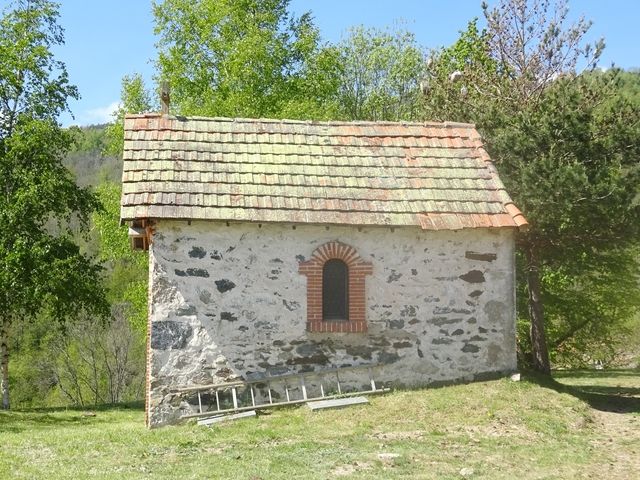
[18,444,56,464]
[331,461,373,476]
[447,421,541,440]
[202,446,226,454]
[588,409,640,479]
[377,452,401,466]
[368,430,424,441]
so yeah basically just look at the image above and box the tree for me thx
[93,182,148,334]
[104,73,153,158]
[51,305,144,407]
[336,25,426,121]
[422,0,640,373]
[0,0,107,409]
[152,0,341,119]
[100,76,153,337]
[530,246,640,366]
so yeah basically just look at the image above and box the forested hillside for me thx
[64,125,121,186]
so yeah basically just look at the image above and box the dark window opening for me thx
[322,259,349,321]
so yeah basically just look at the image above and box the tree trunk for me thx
[526,246,551,374]
[1,321,9,409]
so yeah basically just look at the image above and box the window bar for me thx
[336,370,342,395]
[267,382,273,404]
[197,391,203,414]
[320,382,325,398]
[250,385,256,407]
[285,380,290,402]
[368,367,376,392]
[215,390,220,411]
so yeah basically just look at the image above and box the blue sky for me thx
[45,0,640,126]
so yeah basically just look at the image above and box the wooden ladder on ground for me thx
[175,364,387,422]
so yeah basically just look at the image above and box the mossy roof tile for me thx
[120,114,527,231]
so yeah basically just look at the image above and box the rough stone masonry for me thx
[146,221,517,427]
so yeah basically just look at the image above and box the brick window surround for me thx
[299,241,372,333]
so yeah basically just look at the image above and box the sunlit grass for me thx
[1,370,637,479]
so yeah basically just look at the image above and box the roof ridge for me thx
[123,113,476,129]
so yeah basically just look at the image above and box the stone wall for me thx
[147,220,517,426]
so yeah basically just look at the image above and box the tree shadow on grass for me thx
[525,370,640,414]
[554,369,640,380]
[0,401,144,434]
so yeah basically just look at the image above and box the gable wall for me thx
[147,221,517,426]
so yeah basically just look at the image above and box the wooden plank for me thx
[197,410,257,426]
[307,396,369,411]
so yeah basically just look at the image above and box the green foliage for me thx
[0,0,108,408]
[153,0,341,119]
[496,74,640,367]
[104,73,153,157]
[437,19,494,73]
[51,309,145,407]
[7,313,58,407]
[0,0,107,321]
[8,182,148,408]
[422,0,640,369]
[544,252,640,366]
[70,124,109,153]
[0,0,78,128]
[65,125,122,186]
[120,281,148,333]
[421,19,498,122]
[7,180,148,409]
[336,25,426,121]
[517,247,640,367]
[93,183,135,262]
[491,71,640,259]
[10,308,145,408]
[93,182,148,334]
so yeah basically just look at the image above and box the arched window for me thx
[322,259,349,321]
[299,241,372,333]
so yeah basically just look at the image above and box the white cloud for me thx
[80,101,121,125]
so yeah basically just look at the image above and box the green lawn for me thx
[1,370,638,479]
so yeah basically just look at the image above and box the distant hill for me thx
[64,124,121,186]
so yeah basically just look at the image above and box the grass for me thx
[1,370,638,479]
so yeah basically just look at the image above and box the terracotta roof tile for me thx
[120,114,527,231]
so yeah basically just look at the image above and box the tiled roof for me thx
[120,114,527,231]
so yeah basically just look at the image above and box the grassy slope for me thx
[1,371,638,480]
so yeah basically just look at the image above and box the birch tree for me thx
[0,0,106,409]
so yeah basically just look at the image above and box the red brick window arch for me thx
[299,241,372,333]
